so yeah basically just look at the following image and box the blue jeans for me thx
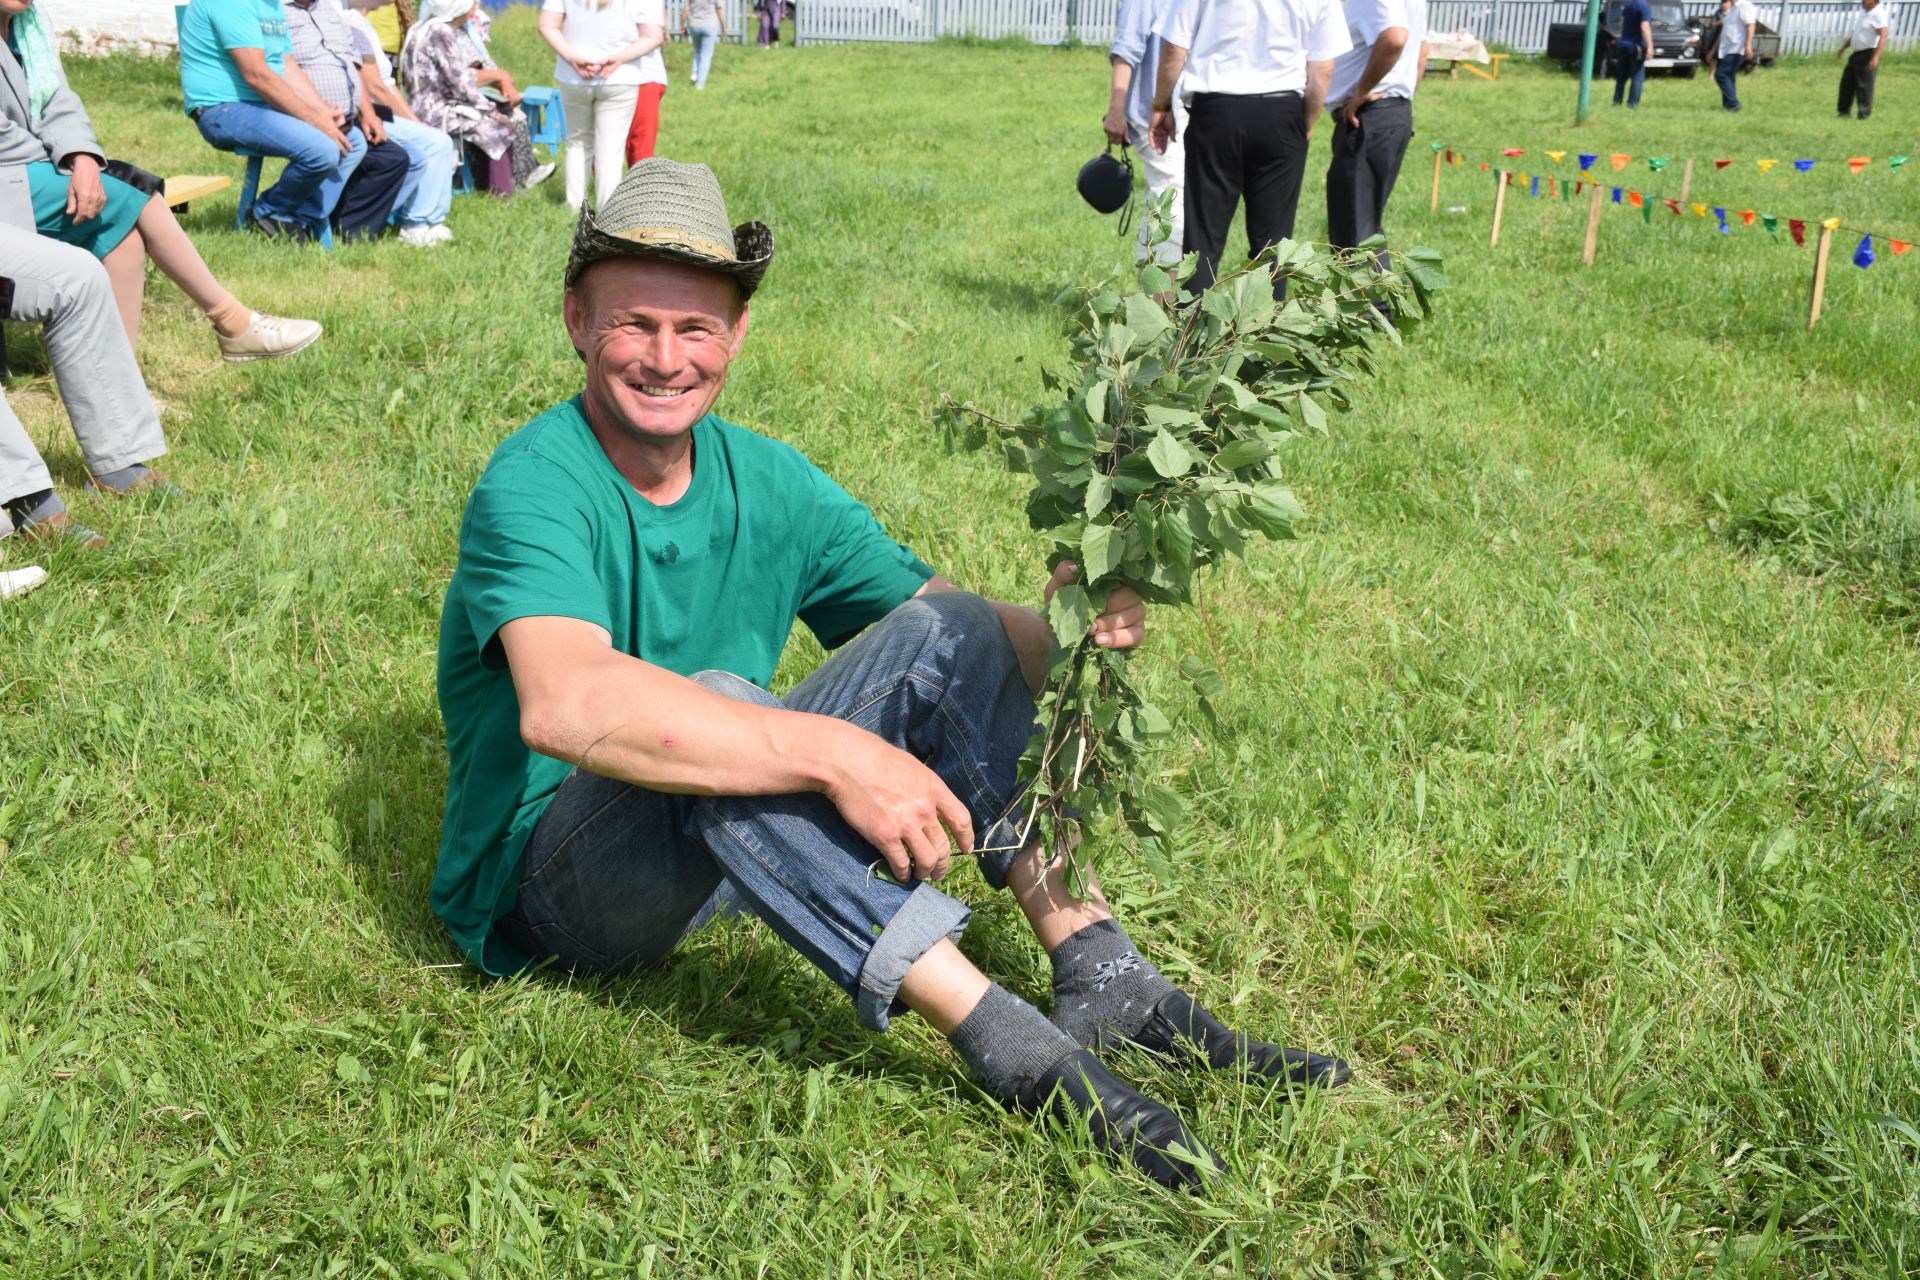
[193,100,365,226]
[689,22,720,87]
[383,115,457,227]
[496,592,1037,1031]
[1612,46,1645,106]
[1714,53,1741,108]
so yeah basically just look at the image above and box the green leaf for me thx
[1047,584,1094,649]
[1134,700,1172,737]
[1096,323,1134,361]
[1084,471,1113,519]
[1215,439,1274,469]
[1146,431,1191,478]
[335,1053,371,1086]
[1123,293,1171,348]
[1177,654,1226,697]
[1296,393,1328,432]
[1080,523,1122,581]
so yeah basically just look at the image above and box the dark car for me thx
[1546,0,1703,76]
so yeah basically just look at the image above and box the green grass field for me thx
[1,18,1917,1276]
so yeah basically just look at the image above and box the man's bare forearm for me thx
[1303,60,1332,128]
[1347,28,1407,105]
[1153,42,1187,108]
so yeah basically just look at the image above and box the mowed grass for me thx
[1,20,1918,1276]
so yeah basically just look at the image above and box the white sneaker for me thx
[398,224,441,248]
[426,223,454,243]
[0,566,48,600]
[526,161,557,189]
[218,312,324,363]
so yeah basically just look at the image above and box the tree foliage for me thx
[937,235,1445,883]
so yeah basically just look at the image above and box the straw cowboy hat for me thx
[565,157,775,297]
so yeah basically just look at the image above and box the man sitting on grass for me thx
[432,159,1351,1191]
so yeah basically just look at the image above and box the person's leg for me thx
[100,227,146,348]
[1241,92,1310,298]
[1855,52,1877,119]
[311,126,370,232]
[0,232,165,489]
[692,26,716,86]
[384,116,456,228]
[332,135,409,239]
[128,196,247,336]
[624,82,664,165]
[558,81,596,210]
[1360,98,1412,271]
[1717,54,1741,108]
[196,101,349,228]
[1838,53,1857,115]
[1612,56,1629,104]
[1181,94,1242,295]
[1129,112,1185,266]
[596,84,638,208]
[1324,111,1366,250]
[1629,59,1645,107]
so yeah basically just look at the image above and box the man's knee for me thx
[889,589,1003,650]
[689,669,781,709]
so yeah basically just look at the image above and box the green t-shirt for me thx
[433,398,934,974]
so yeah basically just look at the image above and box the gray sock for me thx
[3,488,64,526]
[1048,919,1177,1050]
[947,983,1082,1109]
[89,464,151,493]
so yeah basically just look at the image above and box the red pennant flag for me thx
[1445,149,1454,163]
[1848,156,1870,174]
[1892,239,1912,256]
[1481,162,1490,172]
[1789,218,1806,246]
[1503,148,1524,157]
[1628,190,1644,207]
[1549,177,1559,197]
[1739,210,1756,226]
[1664,199,1681,215]
[1714,159,1733,169]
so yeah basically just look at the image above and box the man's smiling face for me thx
[565,258,749,447]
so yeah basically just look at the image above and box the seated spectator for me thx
[0,0,319,360]
[178,0,361,240]
[0,224,175,549]
[402,0,553,198]
[282,0,412,240]
[341,0,457,244]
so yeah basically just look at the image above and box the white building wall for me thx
[39,0,181,55]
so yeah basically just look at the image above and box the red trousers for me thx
[624,83,665,164]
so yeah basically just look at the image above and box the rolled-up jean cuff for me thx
[974,802,1030,891]
[854,882,971,1031]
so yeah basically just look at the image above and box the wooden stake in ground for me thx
[1582,181,1604,266]
[1430,147,1443,212]
[1679,158,1694,204]
[1808,221,1835,330]
[1490,171,1509,247]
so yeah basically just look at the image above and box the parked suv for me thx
[1546,0,1702,77]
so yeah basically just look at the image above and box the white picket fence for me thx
[794,0,1913,53]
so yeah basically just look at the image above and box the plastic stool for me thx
[455,151,476,195]
[520,86,566,154]
[235,153,334,249]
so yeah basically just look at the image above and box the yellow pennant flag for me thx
[1822,217,1842,229]
[1546,150,1567,164]
[1691,203,1708,217]
[1757,159,1778,173]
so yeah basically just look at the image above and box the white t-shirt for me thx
[338,5,396,86]
[1718,0,1756,56]
[1155,0,1351,98]
[1849,3,1889,50]
[1326,0,1428,106]
[543,0,667,86]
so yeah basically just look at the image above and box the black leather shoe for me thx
[1037,1048,1222,1192]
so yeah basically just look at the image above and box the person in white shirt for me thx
[1102,0,1186,266]
[1837,0,1889,119]
[339,0,459,244]
[1147,0,1350,296]
[1712,0,1757,111]
[537,0,666,211]
[1322,0,1426,267]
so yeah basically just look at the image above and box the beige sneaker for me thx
[218,312,323,363]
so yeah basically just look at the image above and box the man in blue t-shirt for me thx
[1612,0,1654,108]
[434,159,1353,1193]
[176,0,369,238]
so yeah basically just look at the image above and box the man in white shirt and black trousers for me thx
[1324,0,1427,269]
[1148,0,1350,297]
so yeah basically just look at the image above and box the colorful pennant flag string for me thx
[1854,234,1876,268]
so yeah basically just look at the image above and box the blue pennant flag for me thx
[1578,153,1598,171]
[1714,207,1729,233]
[1611,187,1622,204]
[1530,175,1540,196]
[1794,159,1816,172]
[1854,233,1876,268]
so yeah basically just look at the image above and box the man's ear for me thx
[729,300,751,359]
[562,285,588,361]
